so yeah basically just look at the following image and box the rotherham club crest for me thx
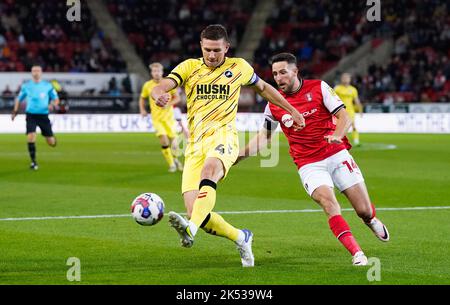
[305,93,313,102]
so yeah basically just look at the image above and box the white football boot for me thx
[174,159,183,172]
[168,211,194,248]
[365,217,390,242]
[236,229,254,267]
[352,251,368,266]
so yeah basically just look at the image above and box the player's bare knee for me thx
[200,160,223,181]
[27,133,36,143]
[159,136,169,147]
[356,205,372,221]
[200,164,215,180]
[313,192,340,216]
[47,138,57,147]
[321,199,340,216]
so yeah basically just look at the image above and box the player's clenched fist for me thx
[155,93,171,107]
[291,109,305,131]
[324,134,343,144]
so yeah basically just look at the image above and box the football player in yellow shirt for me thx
[140,62,183,172]
[334,73,363,146]
[151,24,305,267]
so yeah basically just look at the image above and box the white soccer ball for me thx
[130,193,165,226]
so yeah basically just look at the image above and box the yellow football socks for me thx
[190,180,217,229]
[161,146,175,167]
[201,212,240,242]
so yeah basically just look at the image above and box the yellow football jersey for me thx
[167,57,258,141]
[140,80,177,122]
[334,84,358,111]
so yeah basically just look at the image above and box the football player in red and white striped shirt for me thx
[237,53,389,266]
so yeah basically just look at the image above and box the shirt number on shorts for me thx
[215,144,233,155]
[215,144,225,155]
[342,159,358,173]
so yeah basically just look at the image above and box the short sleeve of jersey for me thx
[167,59,195,87]
[17,83,27,102]
[140,82,149,99]
[321,81,345,114]
[263,103,279,131]
[238,58,259,87]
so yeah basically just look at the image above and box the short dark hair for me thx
[269,53,297,65]
[200,24,229,42]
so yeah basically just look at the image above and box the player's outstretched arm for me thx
[252,79,305,131]
[324,108,352,144]
[355,96,363,117]
[11,98,20,121]
[151,78,177,107]
[235,127,274,165]
[139,97,148,117]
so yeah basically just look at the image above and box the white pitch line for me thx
[0,206,450,222]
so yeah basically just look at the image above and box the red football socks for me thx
[328,215,362,256]
[370,203,376,219]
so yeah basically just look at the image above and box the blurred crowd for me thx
[349,0,450,103]
[0,0,127,72]
[0,0,449,104]
[255,0,449,103]
[254,0,382,81]
[105,0,255,70]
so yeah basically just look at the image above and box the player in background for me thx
[140,62,183,172]
[334,73,363,146]
[151,25,305,267]
[171,102,190,159]
[51,79,69,113]
[11,64,59,170]
[237,53,389,266]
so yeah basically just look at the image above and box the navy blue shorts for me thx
[26,113,54,137]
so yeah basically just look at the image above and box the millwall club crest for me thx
[305,93,313,102]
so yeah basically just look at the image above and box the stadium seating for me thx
[347,1,450,103]
[253,0,381,81]
[105,0,256,70]
[1,0,448,103]
[0,0,127,72]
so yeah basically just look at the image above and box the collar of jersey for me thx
[201,57,227,69]
[284,78,303,96]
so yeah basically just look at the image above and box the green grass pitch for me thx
[0,132,449,284]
